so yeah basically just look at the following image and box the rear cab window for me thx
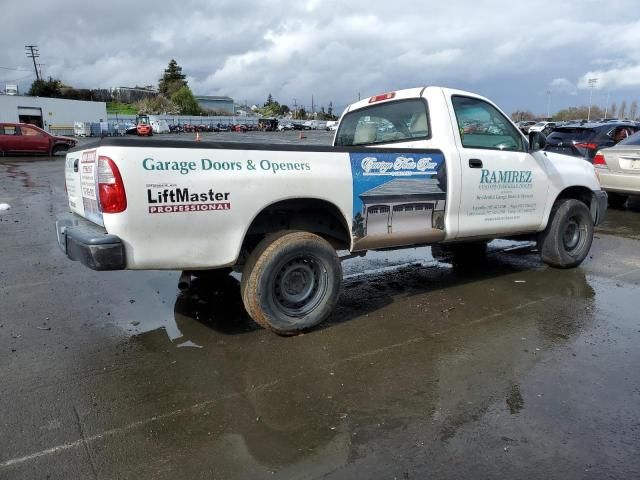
[335,99,430,146]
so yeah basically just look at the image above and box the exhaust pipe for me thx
[178,271,192,291]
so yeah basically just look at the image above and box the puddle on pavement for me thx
[2,162,36,188]
[105,251,608,476]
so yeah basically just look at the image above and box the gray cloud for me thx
[2,0,640,114]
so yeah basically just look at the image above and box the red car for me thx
[0,123,77,156]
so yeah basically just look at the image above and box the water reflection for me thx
[126,252,596,475]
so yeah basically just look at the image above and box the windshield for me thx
[335,99,429,146]
[618,130,640,146]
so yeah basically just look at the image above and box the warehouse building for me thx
[0,95,107,135]
[195,95,234,114]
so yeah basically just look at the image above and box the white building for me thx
[0,96,107,134]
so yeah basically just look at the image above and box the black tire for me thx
[538,199,594,268]
[51,145,69,157]
[240,231,342,335]
[607,192,628,209]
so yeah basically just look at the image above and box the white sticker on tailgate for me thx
[80,150,103,225]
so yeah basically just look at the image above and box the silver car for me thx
[594,131,640,208]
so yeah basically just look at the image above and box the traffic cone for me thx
[195,131,201,142]
[299,132,306,140]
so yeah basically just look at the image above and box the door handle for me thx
[469,158,483,168]
[73,159,79,172]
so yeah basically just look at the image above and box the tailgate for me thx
[64,148,104,226]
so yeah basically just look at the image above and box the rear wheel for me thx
[607,192,628,209]
[241,231,342,335]
[538,199,593,268]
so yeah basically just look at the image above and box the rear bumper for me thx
[592,190,608,225]
[598,170,640,195]
[56,213,125,270]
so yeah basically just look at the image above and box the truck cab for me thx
[333,87,605,242]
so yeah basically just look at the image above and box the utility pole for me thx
[25,45,40,81]
[311,95,314,116]
[293,98,297,119]
[587,78,598,121]
[604,92,610,118]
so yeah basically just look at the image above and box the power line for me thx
[0,66,32,71]
[0,71,35,83]
[25,45,40,81]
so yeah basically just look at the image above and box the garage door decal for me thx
[350,151,447,250]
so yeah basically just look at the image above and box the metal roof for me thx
[360,178,444,198]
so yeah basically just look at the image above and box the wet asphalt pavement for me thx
[1,131,640,479]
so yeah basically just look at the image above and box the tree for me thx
[171,86,202,115]
[511,110,536,121]
[135,96,177,115]
[619,100,627,119]
[553,105,604,121]
[28,77,62,97]
[264,93,274,106]
[159,59,187,97]
[609,102,617,118]
[629,101,638,120]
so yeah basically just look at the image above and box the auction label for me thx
[80,150,102,224]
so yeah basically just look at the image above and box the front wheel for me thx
[51,145,69,157]
[240,231,342,335]
[538,199,594,268]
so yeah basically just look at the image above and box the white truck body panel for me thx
[62,86,604,271]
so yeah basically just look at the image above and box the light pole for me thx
[546,90,552,119]
[587,78,598,121]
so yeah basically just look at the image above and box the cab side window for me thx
[22,126,43,137]
[451,96,524,152]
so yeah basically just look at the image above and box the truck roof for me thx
[342,86,493,114]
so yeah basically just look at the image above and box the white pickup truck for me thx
[56,87,607,335]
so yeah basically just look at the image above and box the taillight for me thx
[369,92,395,103]
[593,152,607,168]
[575,142,598,150]
[97,156,127,213]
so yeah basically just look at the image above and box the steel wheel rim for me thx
[562,216,586,253]
[272,255,328,318]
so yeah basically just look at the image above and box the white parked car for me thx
[528,121,556,133]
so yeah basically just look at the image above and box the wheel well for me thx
[239,199,351,260]
[555,186,593,208]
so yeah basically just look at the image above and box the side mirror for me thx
[529,131,547,152]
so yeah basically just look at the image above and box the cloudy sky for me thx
[1,0,640,115]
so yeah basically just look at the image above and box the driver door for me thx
[449,95,549,238]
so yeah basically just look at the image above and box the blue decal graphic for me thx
[350,152,447,249]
